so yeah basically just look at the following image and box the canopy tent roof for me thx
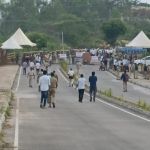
[4,28,36,47]
[126,31,150,48]
[1,38,22,49]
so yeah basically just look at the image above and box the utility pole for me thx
[62,32,64,50]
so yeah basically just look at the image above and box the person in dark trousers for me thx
[121,70,129,92]
[77,74,86,103]
[89,71,97,102]
[22,61,28,75]
[134,63,138,79]
[39,70,50,108]
[144,64,148,79]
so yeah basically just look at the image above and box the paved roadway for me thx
[71,65,150,104]
[16,65,150,150]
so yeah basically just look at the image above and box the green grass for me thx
[59,61,68,72]
[5,107,11,119]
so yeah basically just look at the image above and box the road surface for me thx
[16,65,150,150]
[72,64,150,104]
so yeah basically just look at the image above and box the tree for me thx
[27,32,63,50]
[101,19,126,46]
[27,32,48,49]
[0,0,149,48]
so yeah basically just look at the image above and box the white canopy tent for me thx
[9,28,36,47]
[1,38,22,49]
[126,31,150,48]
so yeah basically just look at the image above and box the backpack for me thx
[121,73,129,82]
[125,74,129,82]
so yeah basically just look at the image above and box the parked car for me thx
[134,56,150,66]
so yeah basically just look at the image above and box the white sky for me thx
[140,0,150,4]
[2,0,150,5]
[1,0,150,4]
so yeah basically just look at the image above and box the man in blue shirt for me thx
[89,71,97,102]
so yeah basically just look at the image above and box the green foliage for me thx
[60,61,68,72]
[137,100,150,111]
[0,0,149,48]
[101,19,127,46]
[137,100,146,109]
[27,32,63,50]
[104,88,112,97]
[5,107,11,118]
[27,32,48,49]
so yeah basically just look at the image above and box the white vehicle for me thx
[134,56,150,66]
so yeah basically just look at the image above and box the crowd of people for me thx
[22,51,98,107]
[22,53,58,109]
[67,67,98,103]
[21,48,150,106]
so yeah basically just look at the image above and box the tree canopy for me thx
[102,20,127,46]
[0,0,149,48]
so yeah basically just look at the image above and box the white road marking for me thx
[58,69,150,122]
[14,67,22,150]
[14,98,19,150]
[15,67,22,92]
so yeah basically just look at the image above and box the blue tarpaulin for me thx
[119,47,147,54]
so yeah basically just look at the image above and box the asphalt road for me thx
[71,64,150,104]
[17,65,150,150]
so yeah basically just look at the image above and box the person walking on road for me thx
[76,61,82,76]
[53,70,58,83]
[39,70,50,108]
[37,69,43,84]
[22,61,28,75]
[133,63,138,79]
[89,71,97,102]
[77,74,86,103]
[48,72,58,108]
[121,70,129,92]
[29,60,35,70]
[35,61,41,75]
[27,67,35,88]
[68,68,75,87]
[144,64,148,79]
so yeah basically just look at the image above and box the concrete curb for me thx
[0,66,19,132]
[60,67,150,118]
[108,69,150,90]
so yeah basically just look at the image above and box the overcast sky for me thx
[140,0,150,4]
[2,0,150,5]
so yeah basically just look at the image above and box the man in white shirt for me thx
[68,68,74,87]
[35,62,41,75]
[29,61,35,69]
[113,58,117,71]
[35,55,39,63]
[39,70,50,108]
[77,74,86,103]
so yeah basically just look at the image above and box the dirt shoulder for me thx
[0,65,19,91]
